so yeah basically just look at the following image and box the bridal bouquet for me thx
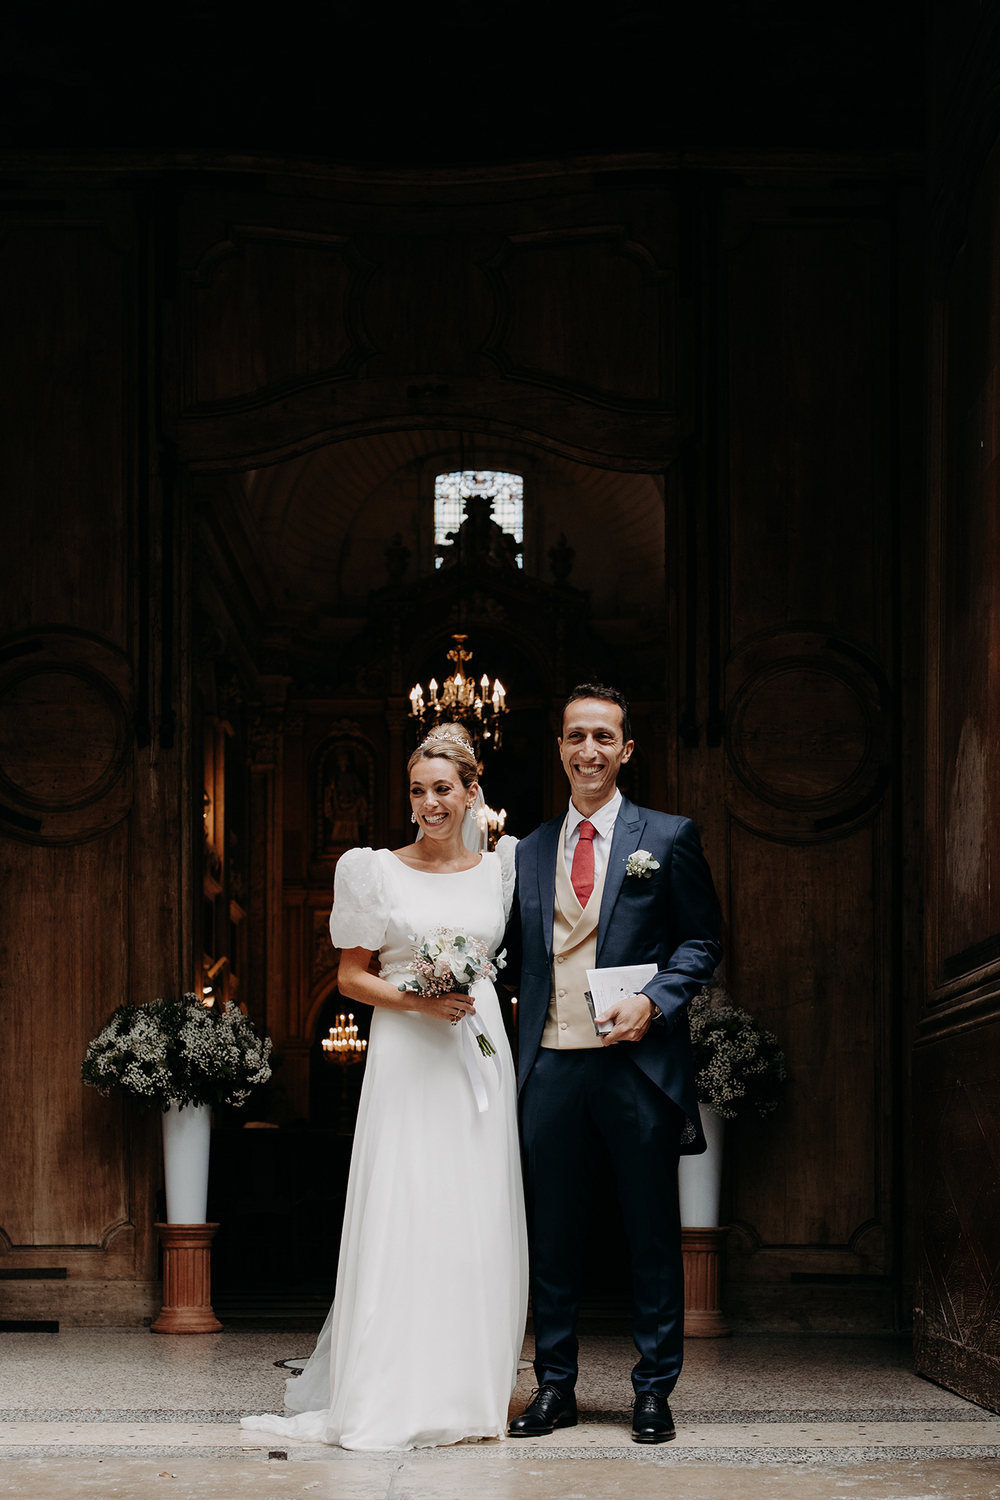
[396,928,504,1058]
[82,994,272,1110]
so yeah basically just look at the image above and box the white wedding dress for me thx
[241,837,528,1451]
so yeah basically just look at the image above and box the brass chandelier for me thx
[408,634,508,751]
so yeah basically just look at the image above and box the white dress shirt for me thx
[561,787,660,1019]
[563,788,622,882]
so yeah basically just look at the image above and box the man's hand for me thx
[597,992,656,1046]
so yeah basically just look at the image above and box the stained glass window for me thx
[434,470,523,567]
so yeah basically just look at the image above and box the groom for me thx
[504,683,721,1444]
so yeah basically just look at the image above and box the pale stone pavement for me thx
[0,1328,997,1498]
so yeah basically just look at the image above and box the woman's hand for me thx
[338,949,480,1021]
[420,990,477,1024]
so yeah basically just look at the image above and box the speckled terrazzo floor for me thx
[1,1330,997,1497]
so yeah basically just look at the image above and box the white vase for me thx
[161,1102,212,1224]
[678,1103,725,1227]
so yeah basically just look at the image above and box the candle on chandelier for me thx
[406,635,510,746]
[322,1012,368,1057]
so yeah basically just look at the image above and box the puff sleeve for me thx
[329,847,391,953]
[496,834,519,927]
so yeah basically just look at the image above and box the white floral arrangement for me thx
[688,985,786,1120]
[396,927,503,1057]
[625,849,660,879]
[82,994,272,1110]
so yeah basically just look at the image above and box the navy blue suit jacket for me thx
[504,796,722,1155]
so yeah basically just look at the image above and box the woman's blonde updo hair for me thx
[406,723,479,790]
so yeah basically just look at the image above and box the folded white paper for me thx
[585,963,658,1035]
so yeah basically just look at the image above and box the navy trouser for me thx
[519,1045,685,1397]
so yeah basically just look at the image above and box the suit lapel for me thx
[536,814,564,957]
[596,796,646,960]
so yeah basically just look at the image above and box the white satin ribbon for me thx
[380,965,502,1112]
[460,1008,503,1114]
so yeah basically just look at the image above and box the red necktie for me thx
[571,820,596,907]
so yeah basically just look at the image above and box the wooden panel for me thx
[0,200,169,1310]
[920,69,1000,1401]
[0,633,133,846]
[483,229,668,406]
[0,833,129,1246]
[727,219,886,647]
[364,234,493,379]
[178,192,677,470]
[702,192,898,1324]
[914,1017,1000,1410]
[727,819,881,1249]
[0,227,127,643]
[932,143,1000,970]
[194,230,373,404]
[0,672,122,803]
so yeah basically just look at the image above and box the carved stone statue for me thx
[437,495,520,571]
[548,532,575,586]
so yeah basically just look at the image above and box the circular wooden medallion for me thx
[0,634,133,844]
[0,664,130,811]
[728,661,875,812]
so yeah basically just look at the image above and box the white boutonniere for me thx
[625,849,660,879]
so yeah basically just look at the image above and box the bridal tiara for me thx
[417,722,475,753]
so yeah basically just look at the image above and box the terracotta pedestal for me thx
[151,1223,223,1334]
[682,1226,731,1337]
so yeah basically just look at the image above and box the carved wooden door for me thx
[675,176,921,1331]
[917,136,1000,1413]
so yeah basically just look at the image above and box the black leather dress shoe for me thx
[631,1392,676,1444]
[507,1384,578,1436]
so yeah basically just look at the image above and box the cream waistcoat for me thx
[540,815,611,1050]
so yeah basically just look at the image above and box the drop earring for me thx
[411,811,417,824]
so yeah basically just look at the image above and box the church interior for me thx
[2,2,1000,1494]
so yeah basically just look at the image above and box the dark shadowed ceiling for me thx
[2,2,923,161]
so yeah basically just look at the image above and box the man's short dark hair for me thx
[561,683,632,745]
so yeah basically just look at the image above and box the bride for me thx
[241,723,528,1451]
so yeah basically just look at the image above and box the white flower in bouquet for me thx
[398,928,501,1058]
